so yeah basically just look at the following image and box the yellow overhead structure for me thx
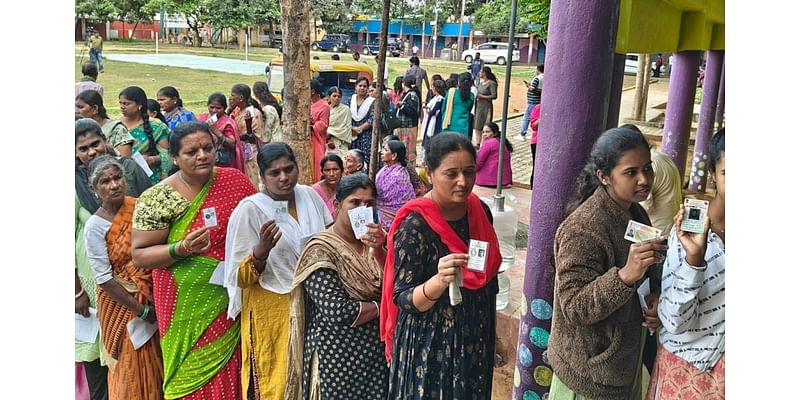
[615,0,724,53]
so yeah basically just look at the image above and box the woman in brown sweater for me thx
[548,127,667,400]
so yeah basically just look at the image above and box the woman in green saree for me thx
[119,86,171,183]
[131,121,257,399]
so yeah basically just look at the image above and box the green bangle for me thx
[168,242,183,260]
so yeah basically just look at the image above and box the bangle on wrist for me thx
[421,281,437,302]
[181,240,191,256]
[75,288,85,299]
[168,242,184,260]
[138,303,150,319]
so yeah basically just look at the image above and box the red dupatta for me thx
[379,193,501,361]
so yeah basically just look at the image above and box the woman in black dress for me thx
[380,133,502,399]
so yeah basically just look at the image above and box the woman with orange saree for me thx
[83,155,163,399]
[131,121,257,399]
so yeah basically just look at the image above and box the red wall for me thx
[109,21,163,40]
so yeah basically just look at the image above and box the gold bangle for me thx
[75,288,85,299]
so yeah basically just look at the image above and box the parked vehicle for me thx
[462,42,520,65]
[258,32,283,49]
[267,57,373,106]
[624,54,664,76]
[361,37,402,57]
[311,34,350,53]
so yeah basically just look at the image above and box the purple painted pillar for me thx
[715,61,725,128]
[607,53,627,129]
[661,51,702,178]
[688,50,724,193]
[513,0,620,398]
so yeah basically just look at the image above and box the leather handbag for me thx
[381,111,401,133]
[215,140,234,166]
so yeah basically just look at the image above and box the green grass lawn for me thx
[76,40,541,117]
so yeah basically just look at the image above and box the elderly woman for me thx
[326,87,352,160]
[131,121,257,400]
[83,155,163,400]
[312,154,344,219]
[76,89,133,157]
[224,142,333,399]
[197,92,245,172]
[118,86,171,183]
[74,118,153,400]
[344,149,368,176]
[229,83,266,189]
[285,174,389,400]
[381,133,501,398]
[349,77,375,162]
[157,86,196,131]
[375,140,416,231]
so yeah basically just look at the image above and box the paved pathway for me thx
[104,53,267,75]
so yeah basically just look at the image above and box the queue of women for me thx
[75,75,724,400]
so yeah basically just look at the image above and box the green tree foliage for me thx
[473,0,549,39]
[311,0,352,33]
[76,0,121,22]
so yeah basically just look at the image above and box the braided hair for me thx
[232,84,264,118]
[120,86,159,156]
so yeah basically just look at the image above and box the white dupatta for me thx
[223,185,333,319]
[350,94,375,122]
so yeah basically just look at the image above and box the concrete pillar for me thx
[513,0,620,398]
[607,53,626,129]
[688,50,724,193]
[715,61,725,128]
[661,51,702,178]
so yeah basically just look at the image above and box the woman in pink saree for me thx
[197,92,245,172]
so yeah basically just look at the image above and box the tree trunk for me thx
[370,0,391,179]
[631,53,651,121]
[279,0,313,185]
[131,21,140,40]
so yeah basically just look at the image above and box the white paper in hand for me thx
[209,261,226,286]
[348,206,371,239]
[449,267,463,306]
[637,278,655,335]
[202,207,218,228]
[467,240,488,272]
[131,152,155,178]
[208,113,219,124]
[273,201,289,223]
[126,317,158,350]
[75,307,100,343]
[246,105,255,118]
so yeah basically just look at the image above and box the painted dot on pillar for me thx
[523,390,541,400]
[533,365,553,387]
[698,170,705,176]
[530,299,553,320]
[543,392,549,400]
[518,344,533,368]
[541,350,550,365]
[529,327,550,349]
[520,295,528,316]
[698,161,706,169]
[514,366,521,387]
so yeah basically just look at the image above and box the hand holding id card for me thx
[272,201,289,223]
[680,198,709,233]
[624,220,661,243]
[467,240,489,272]
[202,207,218,228]
[347,206,373,239]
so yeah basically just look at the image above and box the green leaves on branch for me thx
[472,0,549,39]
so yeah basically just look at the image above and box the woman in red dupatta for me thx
[83,155,163,400]
[380,133,501,399]
[131,122,256,400]
[197,92,245,172]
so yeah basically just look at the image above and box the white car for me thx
[462,42,520,65]
[624,54,665,76]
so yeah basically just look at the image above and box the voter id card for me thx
[273,201,289,223]
[202,207,218,228]
[467,239,489,272]
[681,198,709,233]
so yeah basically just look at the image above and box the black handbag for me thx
[215,141,234,166]
[381,111,401,133]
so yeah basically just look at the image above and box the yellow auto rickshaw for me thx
[266,57,374,106]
